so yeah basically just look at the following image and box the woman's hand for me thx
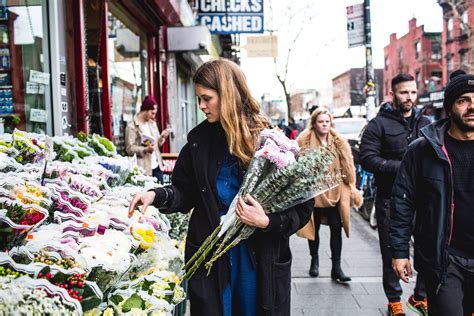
[236,194,269,229]
[128,191,156,217]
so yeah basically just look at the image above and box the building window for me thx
[447,55,453,74]
[431,70,442,80]
[447,17,453,40]
[384,56,389,70]
[385,80,388,95]
[415,70,421,89]
[460,11,468,34]
[460,50,468,65]
[431,42,441,60]
[415,42,421,60]
[398,48,403,62]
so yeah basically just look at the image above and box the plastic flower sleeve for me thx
[0,276,81,315]
[183,129,339,279]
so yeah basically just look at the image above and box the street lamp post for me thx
[364,0,376,121]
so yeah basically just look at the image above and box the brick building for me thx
[383,18,443,99]
[332,68,383,109]
[438,0,474,84]
[290,89,319,118]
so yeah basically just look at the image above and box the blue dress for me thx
[217,151,257,316]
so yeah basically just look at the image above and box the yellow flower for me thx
[103,307,114,316]
[132,226,155,250]
[84,308,99,316]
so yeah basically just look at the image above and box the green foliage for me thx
[121,293,144,312]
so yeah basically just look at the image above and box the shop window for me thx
[107,10,148,155]
[0,1,52,135]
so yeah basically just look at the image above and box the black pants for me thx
[307,207,342,261]
[376,197,426,302]
[426,258,474,316]
[152,167,164,184]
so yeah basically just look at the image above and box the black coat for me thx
[389,119,453,287]
[359,102,431,198]
[152,121,312,316]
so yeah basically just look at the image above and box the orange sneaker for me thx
[407,295,428,316]
[388,301,406,316]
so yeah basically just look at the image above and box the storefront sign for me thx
[30,108,48,123]
[346,3,365,48]
[29,70,51,85]
[26,82,45,94]
[161,153,178,186]
[245,35,278,58]
[197,0,264,34]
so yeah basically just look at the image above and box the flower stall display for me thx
[0,130,186,315]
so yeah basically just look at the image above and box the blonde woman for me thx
[297,108,363,282]
[129,59,312,316]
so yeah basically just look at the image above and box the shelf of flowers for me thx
[0,129,189,315]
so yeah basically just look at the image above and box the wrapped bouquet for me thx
[184,129,339,279]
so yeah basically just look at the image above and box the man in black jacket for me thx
[360,73,431,315]
[390,70,474,315]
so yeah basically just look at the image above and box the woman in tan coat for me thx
[297,107,363,282]
[125,96,169,181]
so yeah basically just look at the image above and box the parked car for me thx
[332,117,367,142]
[333,117,377,229]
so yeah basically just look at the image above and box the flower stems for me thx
[183,225,221,271]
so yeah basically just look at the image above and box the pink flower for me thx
[256,139,296,168]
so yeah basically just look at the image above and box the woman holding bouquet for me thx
[296,108,362,282]
[128,59,312,316]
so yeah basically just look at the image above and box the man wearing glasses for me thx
[390,70,474,315]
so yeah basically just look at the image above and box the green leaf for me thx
[109,294,123,306]
[121,293,144,313]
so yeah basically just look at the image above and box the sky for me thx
[239,0,443,105]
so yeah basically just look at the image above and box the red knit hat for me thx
[140,96,157,112]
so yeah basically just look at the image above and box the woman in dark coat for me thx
[129,59,312,316]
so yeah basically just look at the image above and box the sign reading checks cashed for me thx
[197,0,264,34]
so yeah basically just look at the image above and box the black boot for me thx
[331,259,351,283]
[309,256,319,277]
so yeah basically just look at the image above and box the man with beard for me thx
[390,70,474,315]
[360,73,431,315]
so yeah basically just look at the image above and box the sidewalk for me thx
[290,211,420,315]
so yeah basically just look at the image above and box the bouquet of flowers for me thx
[183,129,338,279]
[0,276,78,315]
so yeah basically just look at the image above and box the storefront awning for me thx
[167,26,213,55]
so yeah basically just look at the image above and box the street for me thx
[290,210,420,316]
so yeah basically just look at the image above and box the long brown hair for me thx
[193,59,268,166]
